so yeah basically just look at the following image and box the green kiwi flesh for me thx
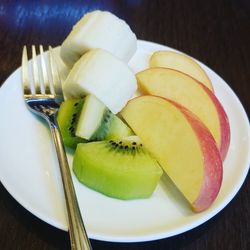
[76,95,133,141]
[105,115,133,140]
[57,98,86,148]
[73,136,163,199]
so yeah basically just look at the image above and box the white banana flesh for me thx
[62,49,137,114]
[60,10,137,68]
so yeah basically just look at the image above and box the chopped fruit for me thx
[121,95,223,212]
[60,10,137,68]
[150,50,214,91]
[57,10,228,209]
[73,136,163,199]
[62,49,136,114]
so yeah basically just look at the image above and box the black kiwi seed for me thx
[107,140,142,153]
[74,102,79,106]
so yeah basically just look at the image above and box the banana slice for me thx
[60,10,137,68]
[62,49,137,114]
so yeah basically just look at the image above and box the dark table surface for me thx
[0,0,249,249]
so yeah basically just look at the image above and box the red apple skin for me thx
[200,84,230,161]
[122,95,223,212]
[172,100,223,212]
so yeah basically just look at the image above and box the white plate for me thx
[0,40,249,243]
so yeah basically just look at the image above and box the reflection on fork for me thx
[22,45,92,250]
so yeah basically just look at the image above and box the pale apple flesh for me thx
[150,50,214,91]
[121,95,223,212]
[136,67,230,160]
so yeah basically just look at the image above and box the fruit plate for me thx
[0,40,249,243]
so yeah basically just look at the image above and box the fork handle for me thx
[48,115,92,250]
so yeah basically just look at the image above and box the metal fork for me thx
[22,45,92,250]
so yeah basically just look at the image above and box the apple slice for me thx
[136,67,230,160]
[150,50,214,91]
[121,95,223,212]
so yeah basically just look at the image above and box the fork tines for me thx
[22,45,62,98]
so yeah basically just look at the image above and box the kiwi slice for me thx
[73,136,163,199]
[57,98,86,148]
[76,95,133,141]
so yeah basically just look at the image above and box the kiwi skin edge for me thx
[57,98,87,149]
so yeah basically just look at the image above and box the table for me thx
[0,0,249,249]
